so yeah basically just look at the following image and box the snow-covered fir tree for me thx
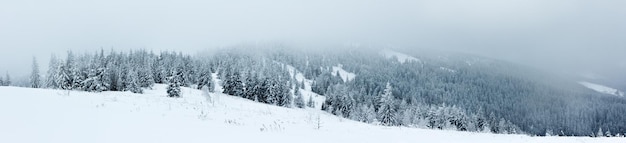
[82,55,105,92]
[243,70,257,100]
[167,67,183,98]
[378,82,396,126]
[58,64,72,90]
[222,71,241,96]
[277,80,292,108]
[137,65,155,88]
[294,88,305,108]
[307,95,315,108]
[30,57,41,88]
[4,72,11,86]
[126,69,143,94]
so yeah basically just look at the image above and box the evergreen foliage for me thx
[35,47,626,136]
[30,57,41,88]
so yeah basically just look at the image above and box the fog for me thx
[1,0,624,86]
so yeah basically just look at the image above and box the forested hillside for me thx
[32,47,626,136]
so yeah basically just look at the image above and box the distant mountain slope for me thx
[30,47,626,137]
[579,81,625,97]
[380,49,421,64]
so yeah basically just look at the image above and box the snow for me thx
[282,63,312,91]
[0,86,624,143]
[380,49,421,64]
[440,67,457,73]
[276,61,326,109]
[466,59,481,66]
[332,64,356,82]
[579,81,625,97]
[212,72,224,93]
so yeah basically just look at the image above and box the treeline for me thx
[0,72,10,86]
[322,82,522,133]
[28,47,626,136]
[42,49,214,94]
[262,47,626,136]
[209,48,523,134]
[213,52,295,107]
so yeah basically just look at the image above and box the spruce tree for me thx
[294,88,305,108]
[126,69,143,94]
[244,71,257,100]
[58,64,72,90]
[82,56,101,92]
[4,72,11,86]
[222,71,234,95]
[196,71,213,91]
[307,95,316,108]
[233,72,245,97]
[278,81,292,107]
[167,67,183,98]
[138,66,154,88]
[30,57,41,88]
[378,82,396,126]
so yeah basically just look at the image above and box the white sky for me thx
[1,0,625,83]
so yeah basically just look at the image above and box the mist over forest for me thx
[1,0,625,141]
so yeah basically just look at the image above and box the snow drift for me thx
[0,85,623,143]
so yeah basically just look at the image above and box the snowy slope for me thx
[281,63,326,109]
[1,86,624,143]
[380,49,421,64]
[579,81,625,96]
[440,67,457,73]
[331,64,356,82]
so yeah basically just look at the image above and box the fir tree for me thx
[243,71,257,100]
[58,64,72,90]
[82,67,98,91]
[378,82,396,126]
[196,70,213,91]
[126,69,143,94]
[64,51,82,90]
[278,81,292,107]
[294,88,305,108]
[4,72,11,86]
[233,72,245,97]
[82,56,104,92]
[307,95,316,108]
[30,57,41,88]
[167,67,183,98]
[138,66,155,88]
[222,71,235,95]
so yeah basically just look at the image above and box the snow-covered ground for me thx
[331,64,356,82]
[0,85,624,143]
[380,49,421,64]
[440,67,457,73]
[281,63,326,109]
[579,81,625,97]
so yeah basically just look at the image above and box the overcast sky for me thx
[1,0,625,83]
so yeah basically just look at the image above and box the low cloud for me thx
[0,0,624,84]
